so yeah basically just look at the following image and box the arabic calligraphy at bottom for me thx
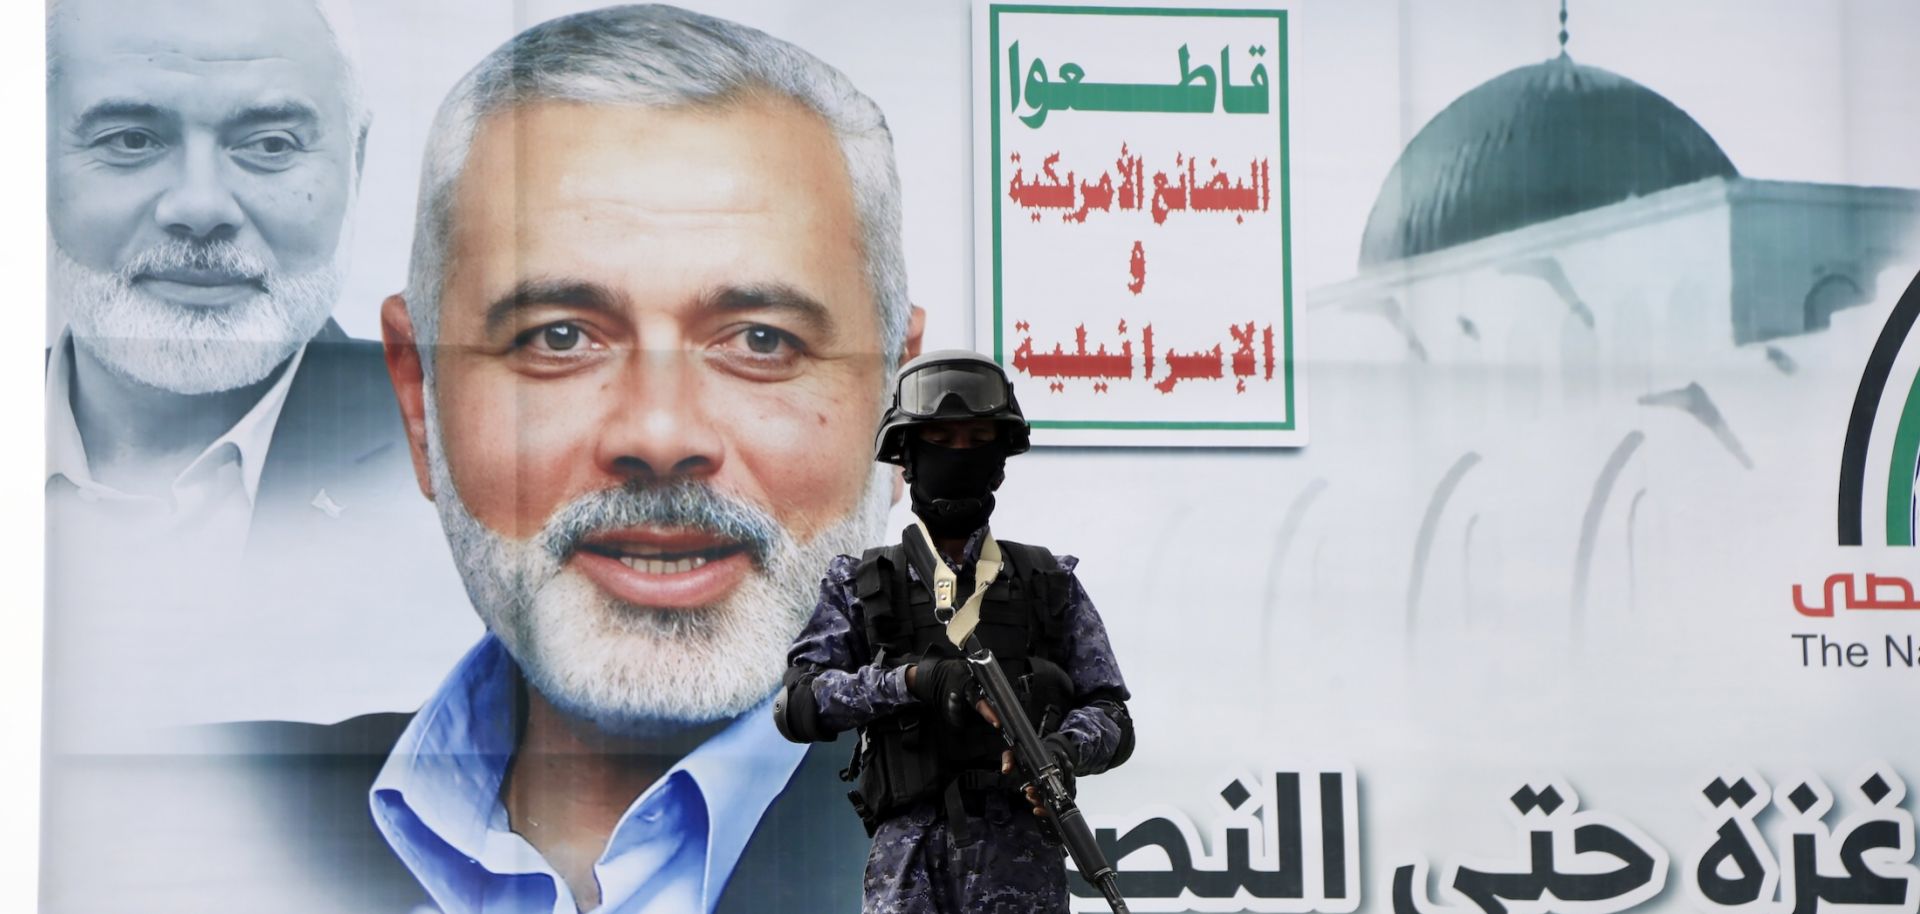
[1394,780,1669,914]
[1069,769,1360,912]
[1689,767,1917,914]
[1070,768,1917,914]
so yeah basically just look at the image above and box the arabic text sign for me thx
[977,4,1301,446]
[1068,768,1920,914]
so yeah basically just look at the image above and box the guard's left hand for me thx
[999,751,1049,817]
[1025,783,1048,818]
[986,710,1051,818]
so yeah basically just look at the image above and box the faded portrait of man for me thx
[48,0,368,566]
[197,5,926,913]
[43,0,470,732]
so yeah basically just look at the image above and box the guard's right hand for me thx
[908,657,973,718]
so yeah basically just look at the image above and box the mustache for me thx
[122,239,270,285]
[537,479,781,567]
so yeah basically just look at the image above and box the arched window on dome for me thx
[1804,273,1866,332]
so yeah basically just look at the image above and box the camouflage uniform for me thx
[788,528,1131,914]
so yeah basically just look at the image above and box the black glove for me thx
[910,657,974,728]
[1022,657,1074,731]
[1039,732,1079,800]
[1025,657,1073,703]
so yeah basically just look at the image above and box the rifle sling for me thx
[905,520,1002,647]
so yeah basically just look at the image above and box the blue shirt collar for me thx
[369,635,807,913]
[957,526,991,563]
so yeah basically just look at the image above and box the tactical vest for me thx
[844,535,1074,832]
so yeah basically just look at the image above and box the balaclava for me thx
[905,434,1007,539]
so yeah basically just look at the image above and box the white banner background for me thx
[37,1,1920,912]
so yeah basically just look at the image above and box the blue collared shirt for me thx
[370,636,807,914]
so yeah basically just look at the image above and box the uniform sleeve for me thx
[786,554,919,733]
[1049,555,1133,774]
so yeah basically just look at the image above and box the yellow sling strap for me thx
[910,519,1003,647]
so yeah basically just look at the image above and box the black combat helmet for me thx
[874,349,1031,465]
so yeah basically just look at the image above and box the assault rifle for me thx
[961,631,1129,914]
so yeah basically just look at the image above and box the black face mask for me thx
[905,438,1007,539]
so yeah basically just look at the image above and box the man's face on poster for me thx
[397,98,901,736]
[46,0,358,394]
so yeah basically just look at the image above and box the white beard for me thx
[425,401,892,738]
[52,240,341,395]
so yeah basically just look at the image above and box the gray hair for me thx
[47,0,373,171]
[404,4,909,373]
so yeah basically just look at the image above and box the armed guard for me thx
[778,350,1135,913]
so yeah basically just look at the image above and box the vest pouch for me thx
[858,715,947,825]
[847,730,884,835]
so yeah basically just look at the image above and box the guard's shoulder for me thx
[822,553,863,587]
[996,538,1079,575]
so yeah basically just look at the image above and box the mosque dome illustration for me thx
[1358,52,1738,266]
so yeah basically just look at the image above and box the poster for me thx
[36,0,1920,912]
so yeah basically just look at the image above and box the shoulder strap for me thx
[994,540,1071,654]
[856,544,912,655]
[854,545,892,596]
[997,540,1055,582]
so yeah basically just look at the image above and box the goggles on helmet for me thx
[893,362,1012,419]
